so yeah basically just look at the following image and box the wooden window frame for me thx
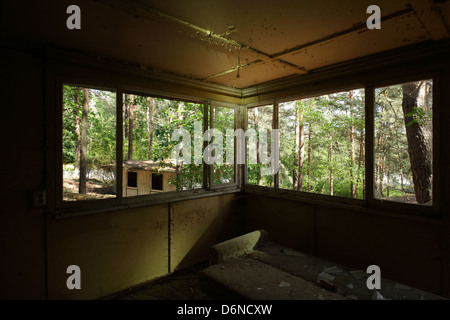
[243,73,440,217]
[52,78,241,218]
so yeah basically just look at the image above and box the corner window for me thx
[247,105,274,187]
[374,80,433,205]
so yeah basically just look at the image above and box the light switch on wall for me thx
[33,190,46,207]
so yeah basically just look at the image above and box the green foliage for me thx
[212,106,235,184]
[405,107,431,127]
[63,79,432,203]
[374,80,433,202]
[63,85,116,172]
[278,90,366,198]
[123,95,204,190]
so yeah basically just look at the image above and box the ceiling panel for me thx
[3,0,449,89]
[140,0,410,55]
[282,12,431,71]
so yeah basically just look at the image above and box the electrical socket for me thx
[33,190,46,207]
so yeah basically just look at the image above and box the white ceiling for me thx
[4,0,450,89]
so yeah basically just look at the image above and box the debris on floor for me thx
[371,290,388,300]
[278,281,291,288]
[350,270,365,279]
[324,266,343,275]
[317,271,335,283]
[282,248,305,257]
[394,282,412,290]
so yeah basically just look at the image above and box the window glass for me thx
[211,106,235,185]
[122,94,203,196]
[374,80,433,205]
[279,89,365,198]
[62,85,116,201]
[247,105,274,187]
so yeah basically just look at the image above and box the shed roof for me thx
[103,160,180,173]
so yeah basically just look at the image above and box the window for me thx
[151,173,163,191]
[279,89,365,199]
[247,105,274,187]
[61,83,209,204]
[62,85,116,201]
[211,106,235,185]
[122,94,203,197]
[127,171,137,188]
[59,74,435,213]
[374,80,433,205]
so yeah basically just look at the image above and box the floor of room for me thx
[108,262,213,300]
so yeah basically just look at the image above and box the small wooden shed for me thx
[103,160,179,197]
[121,160,178,197]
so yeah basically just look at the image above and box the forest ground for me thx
[63,178,115,201]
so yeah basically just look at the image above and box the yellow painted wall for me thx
[170,194,242,272]
[44,193,240,299]
[46,205,169,299]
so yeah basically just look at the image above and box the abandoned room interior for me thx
[1,0,450,300]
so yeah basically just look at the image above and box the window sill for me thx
[242,185,442,223]
[53,187,241,219]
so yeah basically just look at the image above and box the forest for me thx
[63,80,433,205]
[62,86,204,200]
[247,80,432,204]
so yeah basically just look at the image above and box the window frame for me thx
[51,59,440,218]
[53,76,241,217]
[245,103,277,188]
[244,85,367,208]
[367,73,440,215]
[208,101,240,191]
[56,78,120,211]
[242,74,440,217]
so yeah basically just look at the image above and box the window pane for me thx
[122,95,203,197]
[247,105,274,187]
[374,80,432,205]
[279,89,365,198]
[62,85,116,201]
[212,106,235,185]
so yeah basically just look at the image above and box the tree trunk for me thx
[348,91,356,198]
[329,134,333,196]
[128,94,134,161]
[356,131,364,198]
[376,103,384,196]
[74,87,81,170]
[175,102,183,190]
[254,108,261,185]
[79,88,89,194]
[307,125,312,192]
[297,111,305,191]
[401,81,432,204]
[148,97,155,160]
[124,94,129,140]
[293,105,305,191]
[293,108,299,190]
